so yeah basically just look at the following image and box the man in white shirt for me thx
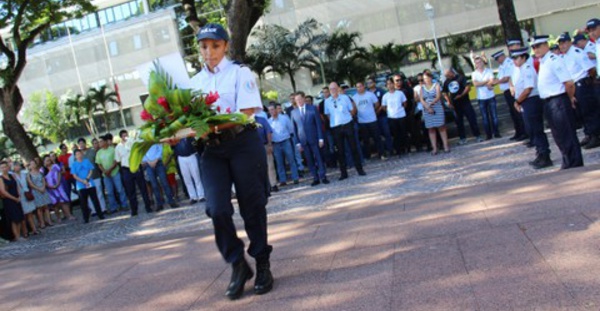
[472,56,501,140]
[491,50,526,141]
[382,77,408,157]
[558,32,600,149]
[534,35,583,169]
[115,130,153,216]
[353,81,386,160]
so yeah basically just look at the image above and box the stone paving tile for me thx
[1,128,598,259]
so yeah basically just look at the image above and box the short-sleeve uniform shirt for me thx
[352,91,379,124]
[324,94,354,127]
[189,58,262,112]
[538,52,572,99]
[382,90,407,119]
[562,46,594,82]
[497,58,515,92]
[511,63,539,99]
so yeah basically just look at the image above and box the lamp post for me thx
[424,2,444,81]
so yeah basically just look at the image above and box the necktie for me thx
[301,107,305,116]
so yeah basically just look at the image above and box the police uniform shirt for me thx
[562,46,593,82]
[352,91,379,124]
[497,57,515,92]
[472,68,496,100]
[324,94,354,127]
[537,52,572,99]
[582,41,597,69]
[511,63,539,99]
[190,58,262,112]
[381,90,407,119]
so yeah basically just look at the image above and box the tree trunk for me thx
[288,71,297,92]
[496,0,522,43]
[226,0,253,62]
[0,87,39,162]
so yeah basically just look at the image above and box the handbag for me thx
[24,191,35,201]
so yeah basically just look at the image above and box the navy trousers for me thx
[544,94,583,169]
[359,121,384,158]
[575,78,600,136]
[504,90,526,137]
[121,167,152,214]
[202,129,272,264]
[521,96,550,156]
[302,142,326,181]
[332,122,363,175]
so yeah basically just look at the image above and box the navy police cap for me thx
[491,50,505,59]
[572,34,586,43]
[509,47,529,58]
[557,33,571,42]
[506,38,522,46]
[586,18,600,30]
[196,23,230,42]
[530,35,549,45]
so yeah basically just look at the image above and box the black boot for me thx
[225,258,253,300]
[528,154,541,166]
[533,154,553,169]
[254,259,274,295]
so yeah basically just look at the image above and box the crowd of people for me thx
[1,18,599,247]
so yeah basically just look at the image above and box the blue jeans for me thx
[103,172,128,212]
[144,160,176,206]
[478,97,500,138]
[377,115,394,153]
[273,138,299,183]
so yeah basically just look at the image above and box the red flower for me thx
[157,97,170,112]
[183,106,191,113]
[216,106,221,113]
[205,91,220,105]
[225,107,231,114]
[140,109,154,121]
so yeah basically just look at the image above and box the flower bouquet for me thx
[129,62,251,172]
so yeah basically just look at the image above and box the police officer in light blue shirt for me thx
[510,47,551,169]
[190,23,273,300]
[492,50,526,140]
[533,35,583,169]
[558,32,600,149]
[324,82,366,180]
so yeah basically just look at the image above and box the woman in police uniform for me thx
[190,23,273,300]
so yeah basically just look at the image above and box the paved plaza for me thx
[1,129,599,310]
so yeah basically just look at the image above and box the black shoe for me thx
[486,136,492,140]
[583,136,600,149]
[170,202,180,208]
[131,213,138,217]
[293,180,299,185]
[524,141,534,148]
[311,180,320,187]
[494,134,502,138]
[145,207,154,213]
[198,198,206,203]
[270,185,279,192]
[580,136,591,146]
[338,173,348,181]
[533,154,553,169]
[509,135,518,141]
[254,260,274,295]
[357,169,366,176]
[516,134,528,141]
[279,182,287,187]
[528,155,541,166]
[226,259,254,300]
[190,199,198,205]
[322,178,330,184]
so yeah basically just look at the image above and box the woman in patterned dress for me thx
[12,161,39,236]
[43,155,75,223]
[27,159,54,228]
[0,160,25,241]
[420,71,450,155]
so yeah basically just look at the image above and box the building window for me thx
[109,41,119,56]
[133,35,143,50]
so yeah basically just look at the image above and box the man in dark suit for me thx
[291,92,329,186]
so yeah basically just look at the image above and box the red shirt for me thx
[57,153,72,180]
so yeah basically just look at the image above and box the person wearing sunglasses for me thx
[510,47,552,169]
[533,35,583,169]
[557,32,600,150]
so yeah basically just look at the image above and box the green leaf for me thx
[129,141,154,173]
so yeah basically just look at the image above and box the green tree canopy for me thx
[0,0,96,161]
[24,90,75,144]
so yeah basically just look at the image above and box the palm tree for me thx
[64,93,99,136]
[26,90,74,143]
[245,51,273,90]
[430,34,474,75]
[369,43,416,72]
[87,85,119,133]
[248,18,327,92]
[319,29,368,85]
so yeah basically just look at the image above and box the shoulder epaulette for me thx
[232,61,248,68]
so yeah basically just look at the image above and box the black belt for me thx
[543,93,567,102]
[575,76,593,86]
[273,138,290,144]
[204,124,251,146]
